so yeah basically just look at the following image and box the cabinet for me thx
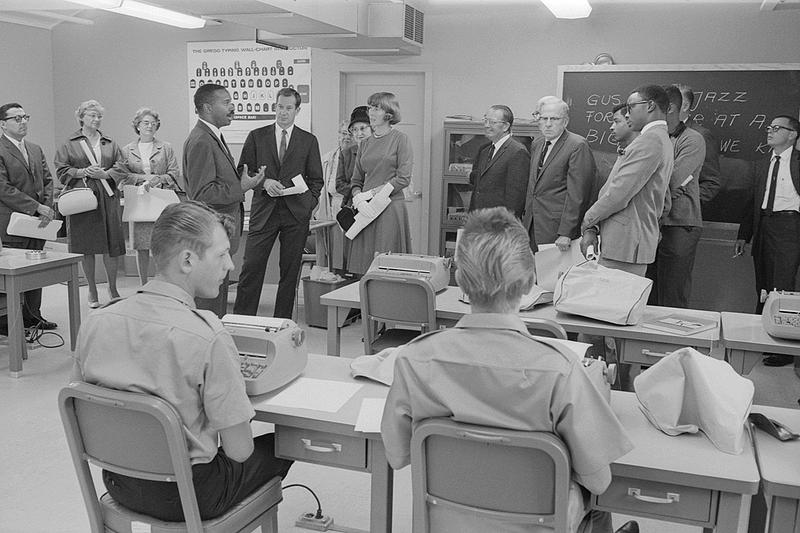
[437,119,539,258]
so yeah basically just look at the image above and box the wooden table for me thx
[721,312,800,375]
[0,248,82,377]
[320,284,721,365]
[748,406,800,533]
[594,391,760,533]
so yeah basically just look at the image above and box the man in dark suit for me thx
[677,84,721,207]
[233,88,323,318]
[735,115,800,367]
[522,96,595,253]
[0,102,57,332]
[467,105,529,218]
[183,84,265,317]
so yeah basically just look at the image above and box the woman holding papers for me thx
[54,99,126,308]
[347,92,413,275]
[120,107,181,285]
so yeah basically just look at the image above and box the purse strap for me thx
[79,139,114,197]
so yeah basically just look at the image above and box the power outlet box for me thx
[295,512,333,531]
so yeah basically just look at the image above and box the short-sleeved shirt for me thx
[381,313,634,495]
[73,279,255,465]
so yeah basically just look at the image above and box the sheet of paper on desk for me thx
[534,239,584,291]
[355,398,386,433]
[255,377,363,413]
[278,175,309,196]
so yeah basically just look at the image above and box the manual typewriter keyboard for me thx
[240,357,269,379]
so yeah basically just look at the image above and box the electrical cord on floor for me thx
[283,483,324,519]
[22,301,65,348]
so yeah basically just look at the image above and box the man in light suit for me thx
[735,115,800,367]
[646,86,706,308]
[467,105,529,219]
[522,96,595,252]
[581,85,674,277]
[0,102,57,332]
[233,88,323,318]
[183,84,265,317]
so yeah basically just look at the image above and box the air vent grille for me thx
[404,3,424,45]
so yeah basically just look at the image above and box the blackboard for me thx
[558,64,800,224]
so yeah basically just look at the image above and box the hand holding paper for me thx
[269,175,309,197]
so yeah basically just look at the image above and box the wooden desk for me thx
[0,248,82,377]
[252,354,392,533]
[320,284,721,363]
[722,312,800,375]
[595,392,760,533]
[749,406,800,533]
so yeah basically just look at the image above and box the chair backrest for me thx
[359,272,437,354]
[58,381,204,532]
[410,418,571,533]
[524,318,568,340]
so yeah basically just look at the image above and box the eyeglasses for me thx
[3,114,30,123]
[139,121,158,127]
[532,113,565,123]
[625,101,649,114]
[765,124,797,134]
[83,112,103,119]
[482,117,508,126]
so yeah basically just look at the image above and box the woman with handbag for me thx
[346,94,412,275]
[54,100,126,308]
[120,107,181,285]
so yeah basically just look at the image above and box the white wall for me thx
[2,3,798,252]
[0,22,56,161]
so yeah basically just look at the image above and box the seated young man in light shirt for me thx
[72,201,292,521]
[381,206,638,533]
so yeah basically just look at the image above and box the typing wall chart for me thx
[187,41,311,143]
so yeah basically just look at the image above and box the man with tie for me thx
[184,84,265,317]
[467,105,530,218]
[735,115,800,367]
[522,96,595,252]
[233,88,323,318]
[0,102,57,332]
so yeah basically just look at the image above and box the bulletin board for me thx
[187,41,311,143]
[558,64,800,224]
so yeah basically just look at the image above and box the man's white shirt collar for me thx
[641,120,667,134]
[493,132,511,151]
[773,145,793,160]
[198,118,222,139]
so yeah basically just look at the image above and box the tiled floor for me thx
[1,275,797,532]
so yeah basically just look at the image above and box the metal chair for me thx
[359,272,437,354]
[411,418,571,533]
[524,317,568,340]
[58,382,282,533]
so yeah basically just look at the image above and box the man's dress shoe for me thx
[763,354,794,367]
[615,521,639,533]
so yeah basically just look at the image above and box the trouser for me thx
[646,225,702,308]
[752,212,800,313]
[2,237,45,323]
[103,433,293,522]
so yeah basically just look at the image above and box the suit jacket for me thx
[467,136,530,218]
[0,136,53,242]
[686,118,721,203]
[183,121,242,211]
[238,124,323,232]
[662,125,705,227]
[582,123,674,265]
[522,131,596,245]
[737,148,800,251]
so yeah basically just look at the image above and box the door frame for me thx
[338,64,433,253]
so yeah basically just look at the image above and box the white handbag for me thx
[58,178,98,216]
[553,260,652,325]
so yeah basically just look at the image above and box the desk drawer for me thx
[596,476,714,522]
[621,339,707,366]
[275,426,367,469]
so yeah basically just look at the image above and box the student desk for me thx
[1,248,82,377]
[252,355,758,533]
[721,312,800,375]
[748,406,800,533]
[320,284,721,363]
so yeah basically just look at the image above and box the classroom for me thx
[1,1,799,532]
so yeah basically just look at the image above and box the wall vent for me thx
[404,3,424,45]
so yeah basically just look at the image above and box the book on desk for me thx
[641,313,718,336]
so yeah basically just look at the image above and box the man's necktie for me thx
[279,129,287,164]
[538,140,551,170]
[484,144,495,172]
[220,133,233,160]
[17,141,28,166]
[764,155,780,213]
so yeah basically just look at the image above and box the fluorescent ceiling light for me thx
[110,1,206,28]
[68,0,123,8]
[541,0,592,19]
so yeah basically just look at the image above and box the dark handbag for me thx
[336,204,357,231]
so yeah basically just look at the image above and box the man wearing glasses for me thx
[522,96,595,253]
[580,85,673,277]
[468,105,530,218]
[0,103,57,333]
[735,115,800,367]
